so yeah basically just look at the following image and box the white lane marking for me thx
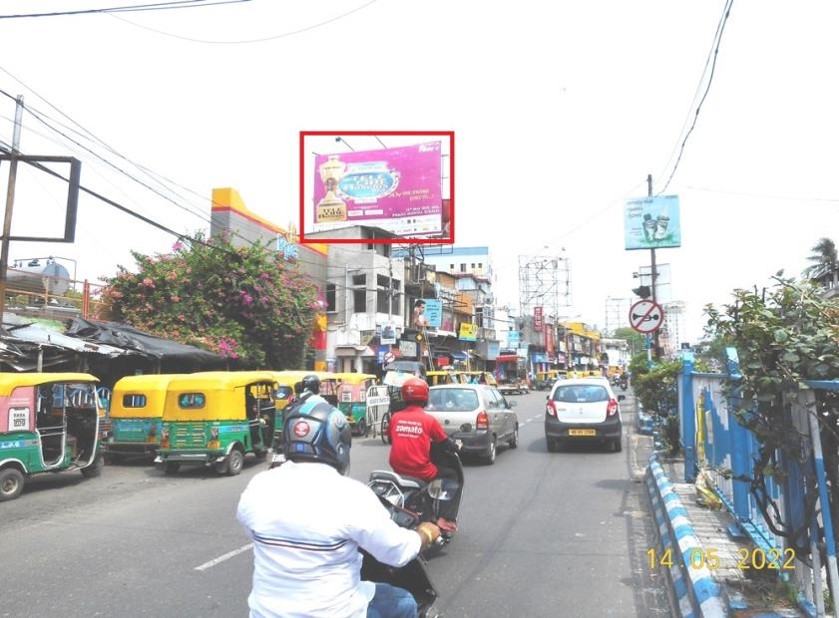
[195,543,253,571]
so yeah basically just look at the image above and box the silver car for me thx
[426,384,518,464]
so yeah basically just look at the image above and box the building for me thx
[306,226,404,374]
[661,300,687,356]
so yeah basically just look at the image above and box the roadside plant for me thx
[705,273,839,549]
[97,232,319,369]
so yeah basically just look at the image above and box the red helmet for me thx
[401,377,429,404]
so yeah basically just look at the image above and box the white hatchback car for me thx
[544,378,625,452]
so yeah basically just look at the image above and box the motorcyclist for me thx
[388,377,462,533]
[238,400,442,618]
[271,374,329,462]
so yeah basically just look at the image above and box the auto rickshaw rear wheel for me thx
[163,462,181,475]
[0,467,24,501]
[223,449,245,476]
[81,454,104,478]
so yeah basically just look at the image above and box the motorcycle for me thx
[361,499,441,618]
[368,444,464,546]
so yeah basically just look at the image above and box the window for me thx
[471,263,475,269]
[377,288,391,314]
[122,394,146,408]
[478,263,483,269]
[352,274,366,286]
[326,283,336,312]
[353,288,367,313]
[178,393,206,409]
[427,388,479,411]
[450,264,455,270]
[460,263,466,272]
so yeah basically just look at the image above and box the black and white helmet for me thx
[283,401,351,475]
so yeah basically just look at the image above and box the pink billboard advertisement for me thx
[312,141,442,237]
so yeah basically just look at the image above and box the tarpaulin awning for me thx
[449,351,468,361]
[65,317,224,363]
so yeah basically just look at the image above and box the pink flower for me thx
[165,271,178,282]
[142,277,155,288]
[172,240,184,252]
[171,295,180,303]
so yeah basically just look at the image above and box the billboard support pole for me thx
[647,173,659,361]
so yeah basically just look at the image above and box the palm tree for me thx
[804,237,839,288]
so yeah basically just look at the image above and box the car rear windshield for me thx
[428,388,480,412]
[553,385,609,403]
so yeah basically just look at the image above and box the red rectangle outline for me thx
[299,131,454,245]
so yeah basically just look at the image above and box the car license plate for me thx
[569,429,596,437]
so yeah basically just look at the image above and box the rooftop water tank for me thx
[7,259,71,296]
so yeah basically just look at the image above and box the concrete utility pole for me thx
[0,95,24,326]
[647,173,660,360]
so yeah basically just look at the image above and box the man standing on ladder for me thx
[412,299,433,372]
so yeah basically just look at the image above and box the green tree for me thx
[612,326,646,356]
[97,232,319,369]
[804,237,838,287]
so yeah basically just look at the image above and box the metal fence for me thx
[678,348,839,615]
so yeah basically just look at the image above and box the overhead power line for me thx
[0,0,250,19]
[658,0,735,195]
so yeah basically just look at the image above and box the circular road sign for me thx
[383,351,395,364]
[629,299,665,334]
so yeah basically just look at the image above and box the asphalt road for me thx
[1,389,672,618]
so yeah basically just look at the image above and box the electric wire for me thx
[658,0,735,195]
[0,77,215,223]
[107,0,377,45]
[6,97,212,225]
[0,0,250,19]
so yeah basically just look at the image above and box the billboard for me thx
[624,195,681,250]
[422,299,443,328]
[533,306,543,332]
[459,323,478,342]
[312,142,442,237]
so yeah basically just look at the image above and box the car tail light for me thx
[546,399,558,417]
[607,399,619,417]
[476,410,489,431]
[160,426,170,449]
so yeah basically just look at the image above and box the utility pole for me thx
[0,95,24,326]
[647,173,660,361]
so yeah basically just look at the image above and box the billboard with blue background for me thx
[422,299,443,328]
[624,195,681,250]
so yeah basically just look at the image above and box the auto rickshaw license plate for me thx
[569,429,596,436]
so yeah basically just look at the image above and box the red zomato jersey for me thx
[388,405,448,480]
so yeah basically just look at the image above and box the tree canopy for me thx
[97,233,319,369]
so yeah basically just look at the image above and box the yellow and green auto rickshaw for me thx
[334,373,384,437]
[535,370,565,390]
[266,370,341,449]
[0,372,105,501]
[426,370,461,387]
[154,371,278,476]
[458,371,498,386]
[103,373,185,463]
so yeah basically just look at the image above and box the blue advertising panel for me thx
[624,195,681,250]
[422,299,443,328]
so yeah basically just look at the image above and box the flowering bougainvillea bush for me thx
[97,232,319,369]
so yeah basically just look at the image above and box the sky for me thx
[0,0,837,344]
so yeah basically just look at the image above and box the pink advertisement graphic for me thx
[313,141,442,237]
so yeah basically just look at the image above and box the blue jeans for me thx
[367,582,418,618]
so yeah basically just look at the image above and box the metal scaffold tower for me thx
[604,297,633,335]
[517,255,571,321]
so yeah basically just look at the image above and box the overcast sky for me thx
[0,0,837,343]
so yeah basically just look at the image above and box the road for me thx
[1,389,672,617]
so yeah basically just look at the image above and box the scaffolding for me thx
[604,297,634,335]
[517,255,571,322]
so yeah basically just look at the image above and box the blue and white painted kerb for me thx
[645,455,728,617]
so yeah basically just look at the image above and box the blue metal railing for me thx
[678,348,839,613]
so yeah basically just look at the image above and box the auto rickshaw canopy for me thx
[110,373,186,419]
[0,372,99,397]
[163,371,278,422]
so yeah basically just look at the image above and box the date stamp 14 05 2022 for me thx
[647,547,796,572]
